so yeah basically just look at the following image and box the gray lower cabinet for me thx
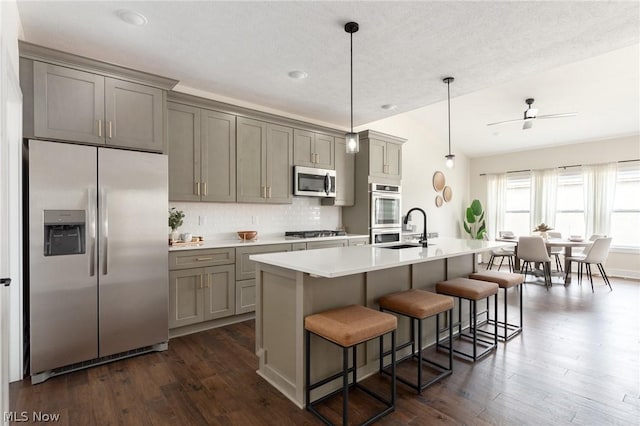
[305,240,348,250]
[30,61,163,151]
[168,247,236,329]
[237,117,293,204]
[293,129,334,169]
[168,265,235,328]
[348,237,370,246]
[235,243,292,314]
[167,102,236,202]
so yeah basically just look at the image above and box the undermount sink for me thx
[381,243,434,249]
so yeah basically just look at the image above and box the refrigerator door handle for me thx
[101,187,109,275]
[88,188,97,276]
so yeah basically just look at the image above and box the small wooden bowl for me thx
[237,231,257,241]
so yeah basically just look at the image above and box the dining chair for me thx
[547,231,564,272]
[517,236,553,290]
[484,234,515,272]
[564,237,613,292]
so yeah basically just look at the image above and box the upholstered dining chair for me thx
[547,231,564,272]
[564,237,613,292]
[518,236,553,290]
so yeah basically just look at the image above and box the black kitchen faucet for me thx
[404,207,428,247]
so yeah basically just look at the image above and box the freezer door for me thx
[98,148,168,356]
[28,140,98,373]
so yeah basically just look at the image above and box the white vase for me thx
[170,230,180,242]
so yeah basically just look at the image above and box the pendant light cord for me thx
[350,30,354,133]
[447,79,451,156]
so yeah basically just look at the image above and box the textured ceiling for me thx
[16,1,640,156]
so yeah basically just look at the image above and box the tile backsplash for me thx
[170,198,342,240]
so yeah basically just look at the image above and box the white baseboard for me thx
[607,268,640,280]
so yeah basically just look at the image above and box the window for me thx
[610,162,640,248]
[504,173,531,237]
[555,170,585,237]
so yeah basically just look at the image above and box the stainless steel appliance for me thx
[27,140,168,384]
[371,228,402,245]
[294,166,336,197]
[370,183,401,228]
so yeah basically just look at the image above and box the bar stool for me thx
[435,278,499,362]
[378,289,454,393]
[305,304,397,426]
[469,271,524,341]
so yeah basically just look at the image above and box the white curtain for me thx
[531,168,558,229]
[583,163,617,236]
[486,174,506,239]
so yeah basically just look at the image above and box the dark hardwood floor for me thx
[10,275,640,425]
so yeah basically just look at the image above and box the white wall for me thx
[358,112,470,238]
[1,0,23,387]
[470,134,640,278]
[170,197,341,240]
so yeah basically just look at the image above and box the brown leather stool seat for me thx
[469,271,524,341]
[305,304,397,425]
[436,278,499,362]
[378,289,454,393]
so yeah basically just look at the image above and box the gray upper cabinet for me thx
[33,62,105,145]
[167,102,236,202]
[237,117,293,204]
[104,78,164,151]
[31,61,164,152]
[293,129,334,170]
[368,137,402,182]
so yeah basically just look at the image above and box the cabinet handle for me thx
[267,186,272,198]
[97,119,102,137]
[199,275,203,289]
[203,182,207,196]
[195,182,200,196]
[310,152,315,163]
[206,275,211,289]
[195,257,213,261]
[108,121,113,139]
[261,186,266,198]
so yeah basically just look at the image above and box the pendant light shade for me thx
[443,76,455,168]
[345,21,359,154]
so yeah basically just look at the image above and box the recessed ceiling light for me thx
[381,104,397,111]
[288,70,308,80]
[116,9,148,26]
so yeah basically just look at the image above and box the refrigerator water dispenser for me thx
[43,210,86,256]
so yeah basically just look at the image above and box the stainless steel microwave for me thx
[294,166,336,197]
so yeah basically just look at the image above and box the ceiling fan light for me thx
[525,108,538,119]
[345,132,359,154]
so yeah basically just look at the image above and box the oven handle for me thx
[324,173,330,195]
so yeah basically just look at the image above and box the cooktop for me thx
[285,230,347,239]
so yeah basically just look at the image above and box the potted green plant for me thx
[463,199,487,240]
[168,208,185,242]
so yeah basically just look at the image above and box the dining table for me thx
[496,236,593,284]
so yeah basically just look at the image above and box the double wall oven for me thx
[370,183,402,244]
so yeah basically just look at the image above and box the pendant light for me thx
[345,21,359,154]
[443,77,455,168]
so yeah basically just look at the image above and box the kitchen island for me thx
[250,238,514,408]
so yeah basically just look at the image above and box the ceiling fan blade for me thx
[486,118,523,126]
[536,112,578,119]
[522,119,534,130]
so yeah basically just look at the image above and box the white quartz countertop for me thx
[250,238,516,278]
[168,234,369,251]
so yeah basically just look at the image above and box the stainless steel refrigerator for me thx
[27,139,168,383]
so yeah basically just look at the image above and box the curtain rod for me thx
[478,159,640,176]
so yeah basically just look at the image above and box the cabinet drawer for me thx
[292,242,307,251]
[306,240,347,250]
[348,238,369,246]
[169,248,235,270]
[235,243,292,281]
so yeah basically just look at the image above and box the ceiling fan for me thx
[487,98,577,130]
